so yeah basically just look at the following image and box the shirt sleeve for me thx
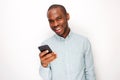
[84,39,96,80]
[39,42,52,80]
[39,63,51,80]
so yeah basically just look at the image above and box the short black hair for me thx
[47,4,67,15]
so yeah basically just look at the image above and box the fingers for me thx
[42,53,57,64]
[39,50,49,57]
[39,51,57,67]
[41,53,53,61]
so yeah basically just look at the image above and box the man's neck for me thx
[62,27,70,38]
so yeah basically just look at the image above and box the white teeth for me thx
[55,27,62,33]
[56,27,61,30]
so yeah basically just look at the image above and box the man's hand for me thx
[39,50,57,68]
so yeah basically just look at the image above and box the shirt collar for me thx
[54,30,73,41]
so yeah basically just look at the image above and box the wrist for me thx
[41,62,48,68]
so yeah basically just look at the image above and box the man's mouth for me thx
[54,27,62,33]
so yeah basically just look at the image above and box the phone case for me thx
[38,45,52,53]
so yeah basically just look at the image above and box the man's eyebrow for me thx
[48,18,55,21]
[48,15,62,21]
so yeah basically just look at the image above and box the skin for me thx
[47,7,70,38]
[39,7,70,67]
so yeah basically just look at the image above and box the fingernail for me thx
[54,52,56,54]
[46,50,49,53]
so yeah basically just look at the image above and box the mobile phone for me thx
[38,45,52,53]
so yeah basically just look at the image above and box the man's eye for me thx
[58,17,62,20]
[49,20,54,23]
[56,17,62,21]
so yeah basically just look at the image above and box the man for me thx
[39,4,96,80]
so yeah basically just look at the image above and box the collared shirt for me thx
[39,31,96,80]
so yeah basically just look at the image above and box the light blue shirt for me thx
[39,31,96,80]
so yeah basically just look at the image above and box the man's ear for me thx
[66,13,70,20]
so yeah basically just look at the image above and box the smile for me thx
[54,27,62,33]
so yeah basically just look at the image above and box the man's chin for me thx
[54,30,64,37]
[56,33,63,37]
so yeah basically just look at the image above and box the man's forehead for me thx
[48,7,64,14]
[47,8,64,18]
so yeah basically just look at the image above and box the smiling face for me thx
[47,7,70,38]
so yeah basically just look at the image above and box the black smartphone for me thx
[38,45,52,53]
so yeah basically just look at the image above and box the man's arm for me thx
[84,39,96,80]
[39,63,51,80]
[39,50,56,80]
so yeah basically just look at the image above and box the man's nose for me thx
[53,21,58,27]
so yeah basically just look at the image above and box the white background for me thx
[0,0,120,80]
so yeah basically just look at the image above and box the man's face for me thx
[47,7,69,37]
